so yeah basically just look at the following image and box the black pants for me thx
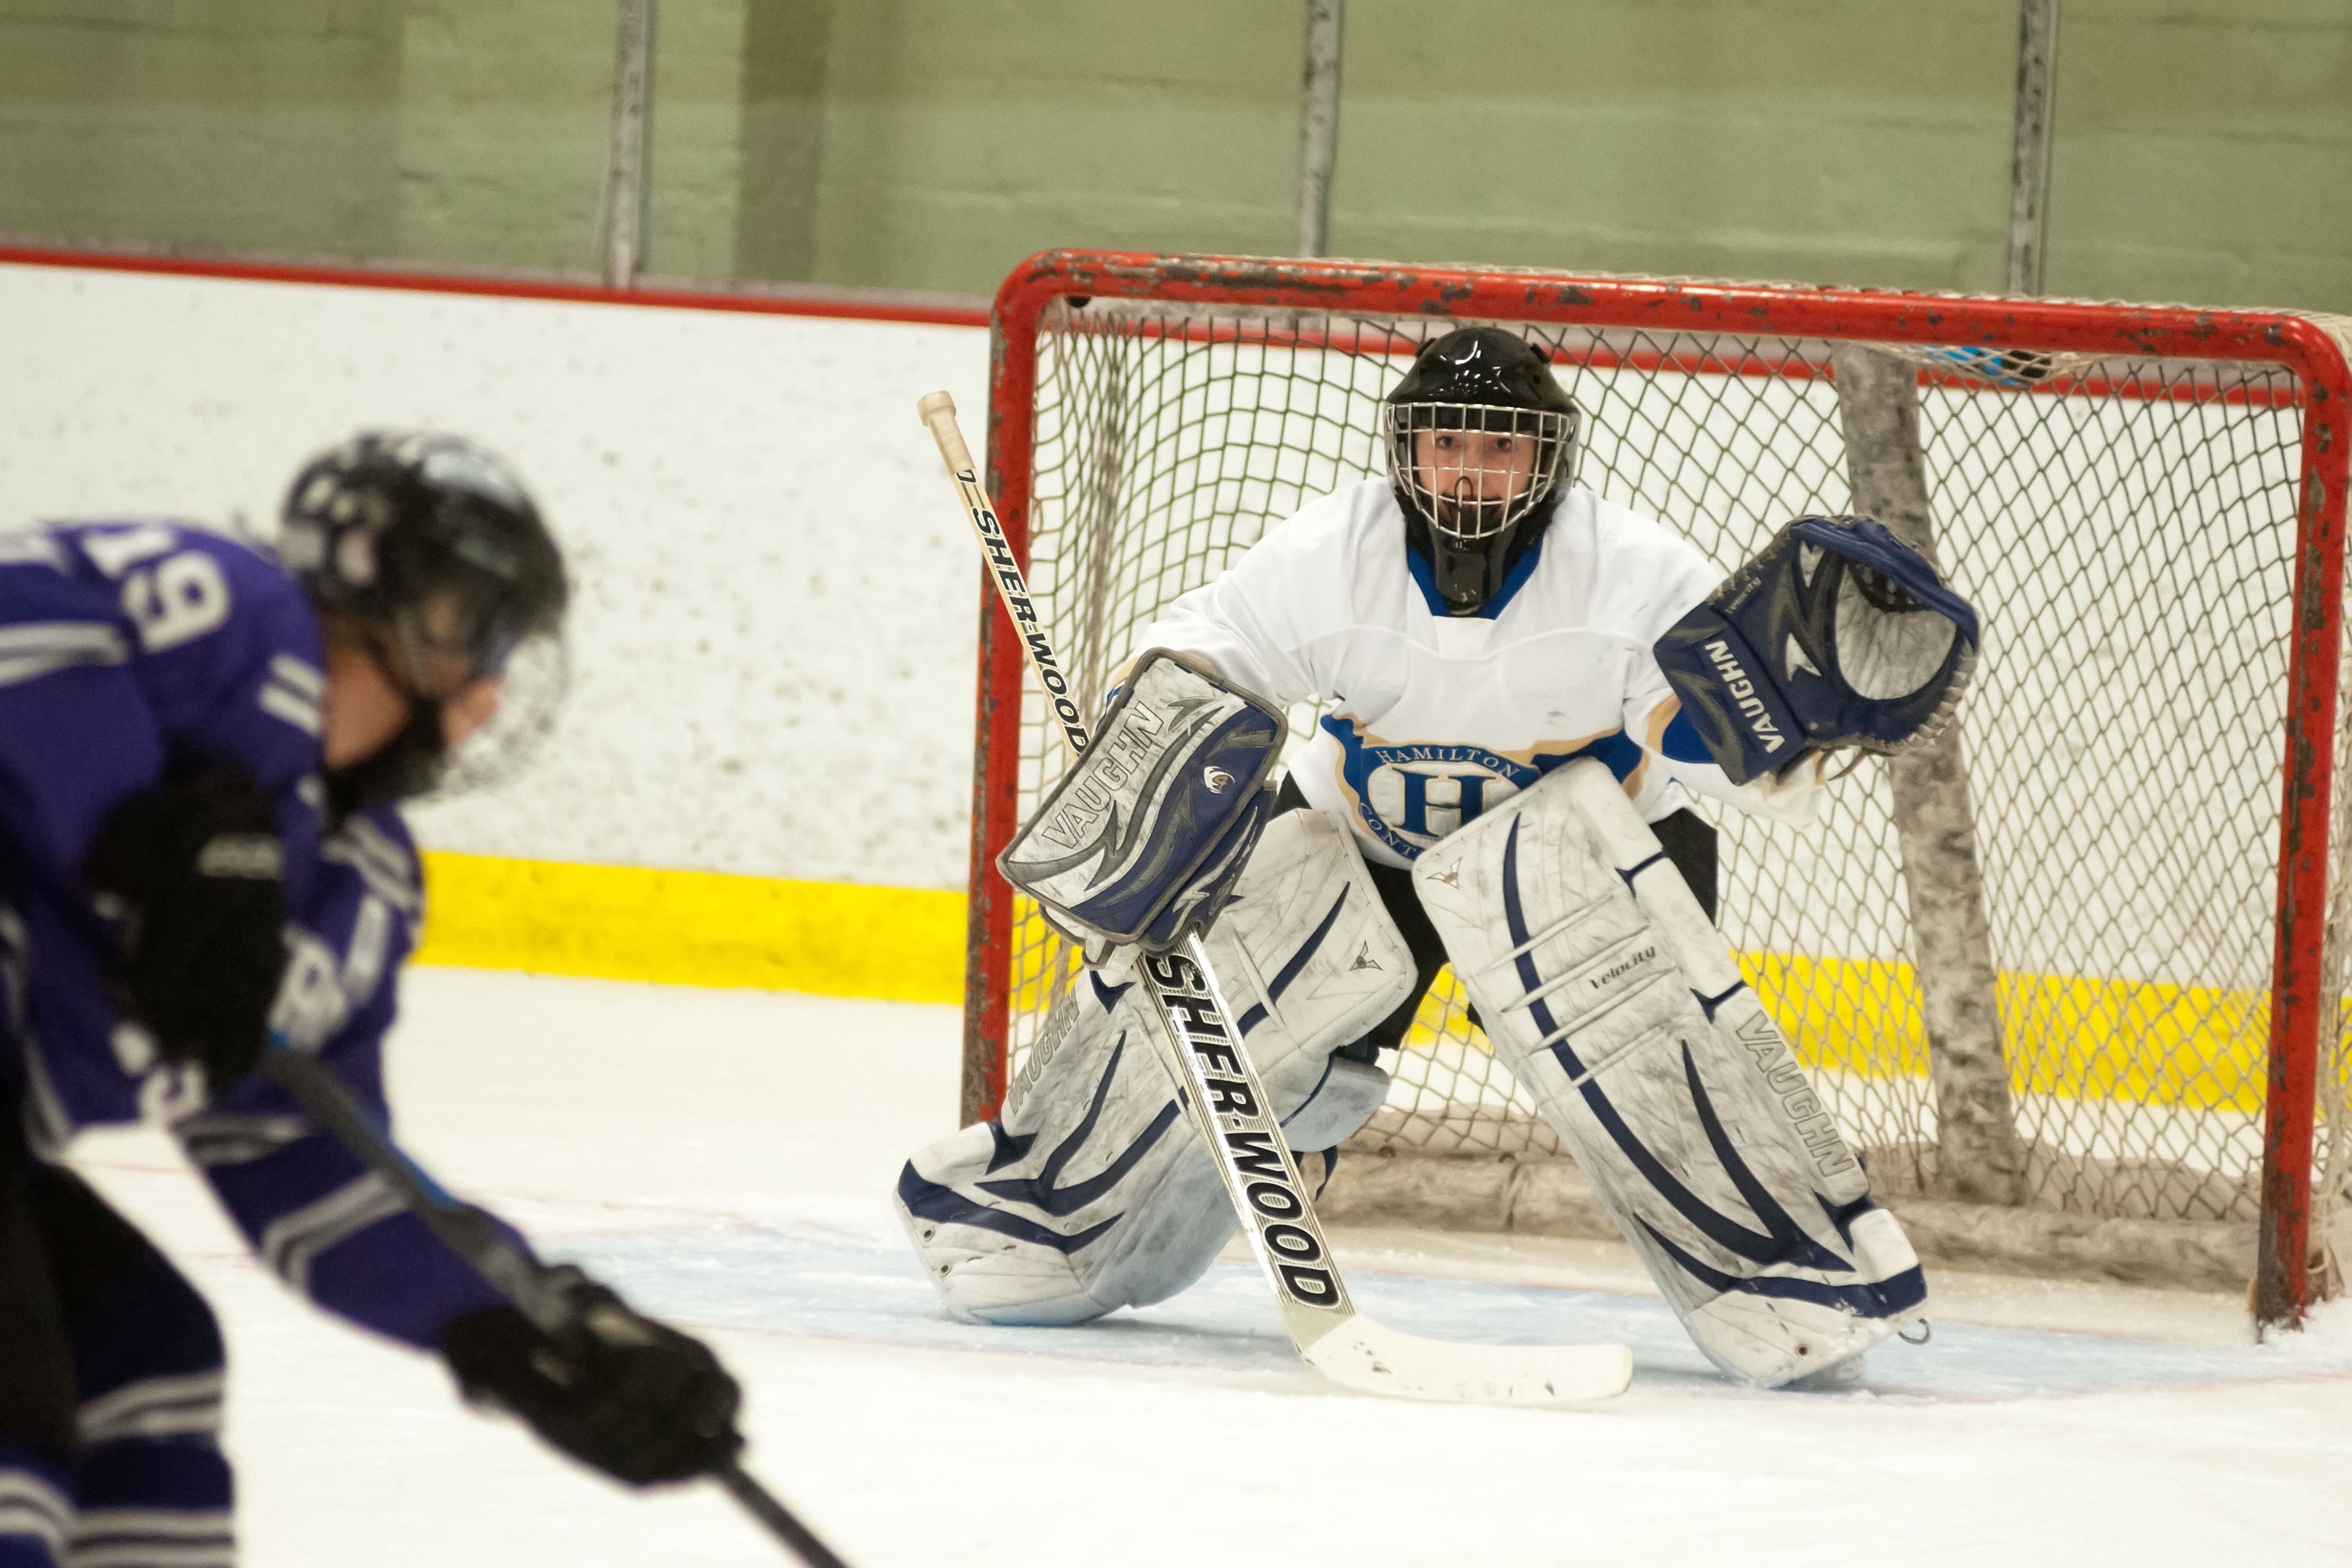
[1270,777,1718,1056]
[0,1091,233,1551]
[0,1110,79,1465]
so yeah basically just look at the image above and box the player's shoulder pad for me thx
[1194,478,1388,628]
[1259,476,1391,557]
[51,517,280,579]
[1580,491,1711,574]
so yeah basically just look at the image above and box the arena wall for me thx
[1,253,989,1000]
[1,3,2345,314]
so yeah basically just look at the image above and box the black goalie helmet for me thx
[278,431,570,809]
[1381,327,1581,615]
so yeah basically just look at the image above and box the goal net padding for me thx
[966,252,2352,1322]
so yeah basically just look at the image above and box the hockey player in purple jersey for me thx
[0,434,740,1567]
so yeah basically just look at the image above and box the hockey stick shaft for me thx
[260,1049,559,1322]
[917,393,1365,1346]
[916,395,1092,759]
[261,1045,850,1566]
[717,1463,853,1568]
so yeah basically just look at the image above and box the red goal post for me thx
[963,249,2352,1325]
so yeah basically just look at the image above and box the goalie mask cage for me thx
[963,250,2352,1326]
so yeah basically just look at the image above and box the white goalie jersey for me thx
[1136,477,1771,867]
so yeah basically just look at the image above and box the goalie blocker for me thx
[998,649,1284,953]
[1416,758,1928,1386]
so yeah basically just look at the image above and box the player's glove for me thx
[83,769,287,1089]
[438,1267,744,1487]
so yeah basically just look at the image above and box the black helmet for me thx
[278,432,570,808]
[1382,328,1580,615]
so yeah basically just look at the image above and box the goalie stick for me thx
[259,1044,852,1568]
[919,391,1631,1405]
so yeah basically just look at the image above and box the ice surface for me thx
[63,970,2352,1566]
[553,1217,2344,1401]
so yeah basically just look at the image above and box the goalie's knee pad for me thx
[1414,760,1928,1389]
[1202,808,1416,1151]
[895,808,1414,1327]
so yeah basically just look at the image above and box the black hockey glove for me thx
[439,1270,743,1487]
[83,769,286,1089]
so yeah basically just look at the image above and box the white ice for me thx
[66,969,2352,1567]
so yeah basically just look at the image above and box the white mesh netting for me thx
[990,295,2352,1245]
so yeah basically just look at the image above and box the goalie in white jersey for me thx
[899,328,1971,1387]
[1140,328,1812,1007]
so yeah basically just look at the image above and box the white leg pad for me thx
[897,972,1232,1326]
[896,808,1414,1326]
[1200,808,1417,1151]
[1413,760,1929,1388]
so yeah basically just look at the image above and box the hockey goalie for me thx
[897,327,1977,1389]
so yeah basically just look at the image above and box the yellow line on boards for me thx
[413,857,2290,1115]
[1399,954,2283,1117]
[411,851,966,1004]
[1745,953,2276,1117]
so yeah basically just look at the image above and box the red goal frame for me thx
[964,248,2352,1324]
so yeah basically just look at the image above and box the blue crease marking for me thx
[551,1219,2352,1401]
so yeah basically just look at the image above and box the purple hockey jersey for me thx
[0,519,504,1347]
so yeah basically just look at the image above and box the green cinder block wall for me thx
[2048,0,2352,308]
[0,1,407,259]
[0,0,2346,313]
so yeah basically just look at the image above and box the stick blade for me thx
[1302,1318,1633,1406]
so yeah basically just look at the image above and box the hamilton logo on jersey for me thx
[1322,715,1644,859]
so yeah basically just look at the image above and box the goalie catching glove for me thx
[998,649,1284,953]
[1654,514,1979,786]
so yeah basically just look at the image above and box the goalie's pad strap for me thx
[1414,759,1927,1386]
[998,648,1284,949]
[1654,514,1979,785]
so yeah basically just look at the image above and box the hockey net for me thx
[965,252,2352,1318]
